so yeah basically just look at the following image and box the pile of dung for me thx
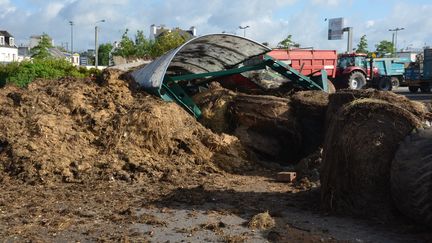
[248,212,276,230]
[321,90,431,219]
[194,85,330,164]
[194,84,302,164]
[0,69,252,184]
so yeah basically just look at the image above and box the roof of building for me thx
[0,31,13,38]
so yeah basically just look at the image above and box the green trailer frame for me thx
[131,34,329,118]
[159,55,328,118]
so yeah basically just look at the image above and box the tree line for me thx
[277,33,396,57]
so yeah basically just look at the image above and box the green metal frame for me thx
[158,55,328,118]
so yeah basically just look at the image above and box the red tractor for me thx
[334,53,392,90]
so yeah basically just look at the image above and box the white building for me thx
[29,35,54,49]
[396,51,419,63]
[0,31,18,63]
[149,25,197,40]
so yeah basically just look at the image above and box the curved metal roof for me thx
[131,34,271,89]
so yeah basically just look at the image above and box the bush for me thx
[0,58,99,87]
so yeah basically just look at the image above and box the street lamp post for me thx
[95,19,106,69]
[238,25,250,37]
[389,27,405,56]
[69,21,74,63]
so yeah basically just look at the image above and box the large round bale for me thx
[391,127,432,227]
[325,89,430,130]
[291,90,329,156]
[321,98,423,219]
[230,93,301,163]
[194,85,303,164]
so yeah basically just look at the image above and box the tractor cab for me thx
[337,53,368,70]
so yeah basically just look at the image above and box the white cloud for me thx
[0,0,16,18]
[311,0,342,6]
[1,0,432,54]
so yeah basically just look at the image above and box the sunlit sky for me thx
[1,0,431,52]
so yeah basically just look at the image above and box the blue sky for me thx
[1,0,431,52]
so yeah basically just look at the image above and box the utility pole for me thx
[389,27,404,56]
[95,20,105,69]
[238,25,250,37]
[69,21,74,63]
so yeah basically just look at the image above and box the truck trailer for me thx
[405,48,432,93]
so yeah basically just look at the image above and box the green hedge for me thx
[0,58,100,87]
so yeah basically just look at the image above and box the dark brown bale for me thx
[325,89,430,129]
[291,91,329,156]
[321,99,423,219]
[230,93,302,163]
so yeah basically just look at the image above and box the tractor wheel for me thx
[391,77,400,89]
[391,127,432,227]
[420,85,431,93]
[408,86,419,93]
[348,72,366,90]
[378,77,393,91]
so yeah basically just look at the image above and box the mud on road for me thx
[1,172,431,242]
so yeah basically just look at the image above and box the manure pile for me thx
[0,70,252,184]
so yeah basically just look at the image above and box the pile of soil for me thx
[321,90,431,219]
[0,69,252,184]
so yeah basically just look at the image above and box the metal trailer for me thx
[371,58,408,88]
[130,34,329,118]
[267,49,337,79]
[405,48,432,93]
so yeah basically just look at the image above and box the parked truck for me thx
[334,53,407,91]
[404,48,432,93]
[373,57,407,88]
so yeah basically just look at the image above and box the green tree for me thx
[356,35,368,53]
[277,34,300,49]
[113,29,136,57]
[375,40,394,57]
[134,30,153,58]
[98,43,113,66]
[113,29,187,59]
[30,33,53,59]
[150,30,187,58]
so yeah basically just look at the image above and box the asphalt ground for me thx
[393,86,432,103]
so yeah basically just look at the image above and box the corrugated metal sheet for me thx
[131,34,271,89]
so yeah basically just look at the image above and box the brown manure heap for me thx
[0,69,252,184]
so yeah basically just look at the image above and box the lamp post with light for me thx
[389,27,404,56]
[238,25,250,37]
[95,19,106,68]
[69,20,74,63]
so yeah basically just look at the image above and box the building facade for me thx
[0,31,18,63]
